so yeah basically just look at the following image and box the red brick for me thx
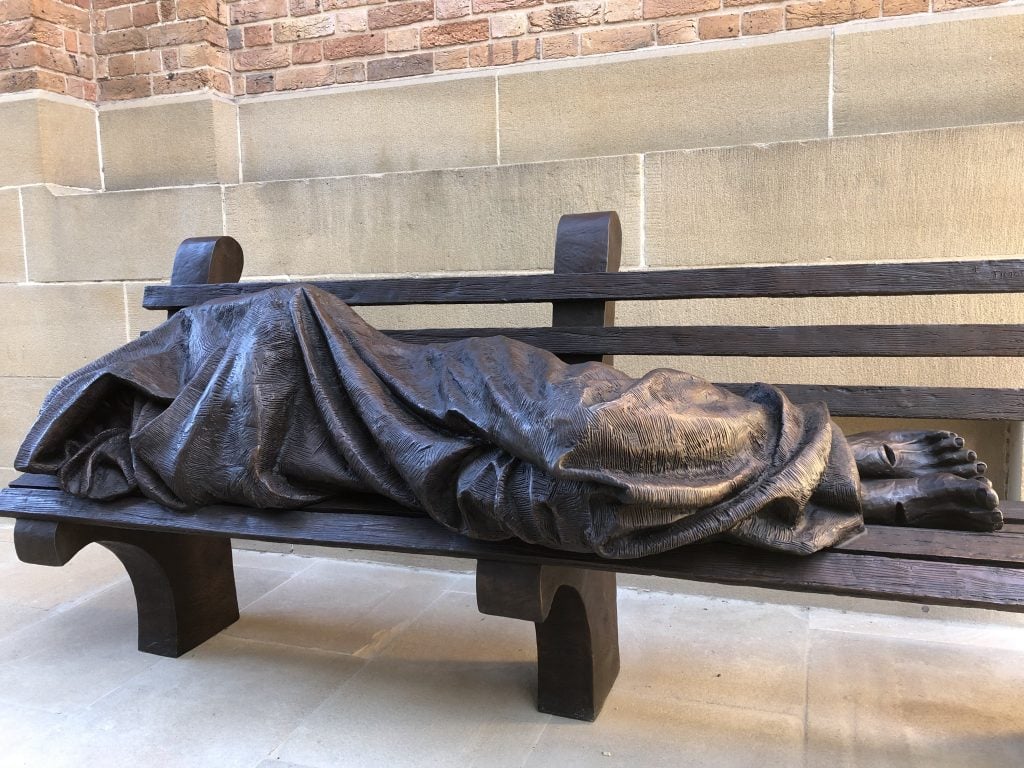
[0,0,32,23]
[420,19,489,48]
[95,28,147,54]
[234,46,291,69]
[528,2,601,32]
[153,68,210,94]
[436,0,471,18]
[230,0,288,24]
[105,6,134,30]
[580,24,653,54]
[158,0,176,21]
[323,32,385,58]
[94,0,134,10]
[435,48,469,69]
[741,7,783,34]
[542,32,576,58]
[245,71,275,92]
[336,9,369,31]
[333,61,365,82]
[698,13,739,39]
[276,63,334,89]
[486,38,538,65]
[472,0,539,12]
[177,0,220,19]
[162,48,179,69]
[34,0,91,32]
[133,2,160,26]
[933,0,1003,10]
[63,29,79,51]
[368,1,433,29]
[32,19,63,47]
[490,14,526,38]
[135,49,163,73]
[0,71,37,94]
[290,0,324,15]
[656,19,697,44]
[34,68,66,93]
[605,0,641,21]
[386,27,419,51]
[366,51,432,79]
[292,40,323,62]
[0,18,33,47]
[643,0,718,18]
[274,15,336,42]
[244,23,274,46]
[99,75,152,100]
[0,42,37,69]
[147,19,209,47]
[107,52,136,76]
[785,0,880,30]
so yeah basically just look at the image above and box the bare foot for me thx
[860,473,1002,531]
[848,430,986,480]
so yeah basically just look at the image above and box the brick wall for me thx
[0,0,1016,101]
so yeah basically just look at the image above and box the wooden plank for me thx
[142,258,1024,310]
[721,384,1024,421]
[834,526,1024,567]
[384,324,1024,357]
[2,488,1023,611]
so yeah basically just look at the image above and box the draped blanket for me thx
[16,285,864,558]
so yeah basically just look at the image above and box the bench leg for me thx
[14,519,239,657]
[476,560,620,721]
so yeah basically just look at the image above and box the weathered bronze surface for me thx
[14,286,1001,559]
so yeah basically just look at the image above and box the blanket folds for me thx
[16,285,864,558]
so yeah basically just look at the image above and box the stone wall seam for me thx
[493,74,501,165]
[121,281,132,343]
[827,29,835,138]
[16,188,28,283]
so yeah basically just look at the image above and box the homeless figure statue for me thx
[14,284,1002,560]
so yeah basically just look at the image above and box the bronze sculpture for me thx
[15,283,1001,559]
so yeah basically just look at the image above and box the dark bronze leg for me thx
[476,560,620,721]
[14,519,239,657]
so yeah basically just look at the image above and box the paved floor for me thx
[1,522,1022,768]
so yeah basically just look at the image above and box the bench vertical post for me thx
[475,212,623,720]
[14,519,239,657]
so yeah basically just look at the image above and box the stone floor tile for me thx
[224,559,458,656]
[616,590,809,717]
[524,694,804,768]
[810,607,1024,653]
[0,702,67,756]
[0,540,126,610]
[234,565,301,611]
[4,634,364,768]
[0,601,47,637]
[805,630,1024,767]
[273,591,549,768]
[231,548,316,574]
[0,580,165,713]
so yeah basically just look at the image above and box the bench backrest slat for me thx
[142,258,1024,312]
[386,324,1024,358]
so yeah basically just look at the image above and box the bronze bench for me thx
[2,211,1023,722]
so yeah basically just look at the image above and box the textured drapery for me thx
[17,285,863,557]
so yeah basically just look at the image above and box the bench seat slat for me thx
[385,324,1024,358]
[141,259,1024,310]
[3,487,1023,611]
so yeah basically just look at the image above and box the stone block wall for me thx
[1,6,1023,498]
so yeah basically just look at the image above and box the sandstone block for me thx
[0,283,127,378]
[99,96,240,190]
[239,76,495,180]
[224,155,642,276]
[0,377,59,467]
[0,96,101,188]
[22,184,224,282]
[644,123,1024,268]
[0,190,23,283]
[498,38,829,164]
[834,13,1024,136]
